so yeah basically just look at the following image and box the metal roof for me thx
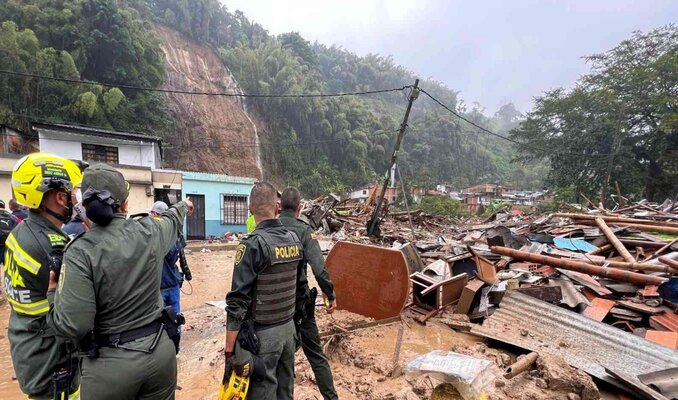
[181,171,255,185]
[470,291,678,387]
[33,122,161,143]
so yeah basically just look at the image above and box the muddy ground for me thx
[1,249,624,399]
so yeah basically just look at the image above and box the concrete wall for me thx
[182,171,255,238]
[117,166,154,215]
[0,154,23,204]
[38,129,160,169]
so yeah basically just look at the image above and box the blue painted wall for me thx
[181,171,255,238]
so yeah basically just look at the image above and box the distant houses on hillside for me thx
[345,179,548,212]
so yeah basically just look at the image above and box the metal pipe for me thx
[585,259,678,274]
[595,217,636,264]
[587,243,612,255]
[620,239,667,249]
[489,246,668,286]
[645,237,678,262]
[659,257,678,269]
[554,213,678,228]
[504,352,539,379]
[572,220,678,235]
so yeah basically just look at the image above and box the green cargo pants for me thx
[249,319,296,400]
[295,288,338,400]
[80,331,177,400]
[298,313,339,400]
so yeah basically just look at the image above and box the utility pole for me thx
[367,79,419,237]
[600,103,625,208]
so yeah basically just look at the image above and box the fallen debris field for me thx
[1,197,677,399]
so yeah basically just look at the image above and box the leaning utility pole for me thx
[367,79,419,237]
[600,103,625,208]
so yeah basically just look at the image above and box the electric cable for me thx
[0,69,410,98]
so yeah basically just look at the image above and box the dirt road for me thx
[1,249,611,399]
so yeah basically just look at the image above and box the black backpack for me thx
[0,211,17,245]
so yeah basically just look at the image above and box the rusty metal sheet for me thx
[326,241,409,320]
[638,367,678,400]
[471,291,678,387]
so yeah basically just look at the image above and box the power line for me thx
[11,112,397,150]
[0,69,410,98]
[419,88,614,158]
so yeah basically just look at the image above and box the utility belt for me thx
[294,287,318,322]
[84,307,185,357]
[51,343,78,400]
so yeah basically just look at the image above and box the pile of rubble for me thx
[319,197,678,399]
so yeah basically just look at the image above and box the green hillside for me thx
[0,0,546,196]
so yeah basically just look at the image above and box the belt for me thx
[254,317,293,331]
[96,320,163,348]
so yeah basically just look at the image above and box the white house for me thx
[31,122,164,214]
[34,122,162,169]
[349,187,370,200]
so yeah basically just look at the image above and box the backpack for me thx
[0,211,18,245]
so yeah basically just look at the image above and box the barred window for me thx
[82,143,119,164]
[222,194,248,225]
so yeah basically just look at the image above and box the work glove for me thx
[233,342,266,378]
[183,267,193,281]
[223,352,234,383]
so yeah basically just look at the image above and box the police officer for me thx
[49,164,193,400]
[279,187,338,400]
[225,182,302,400]
[4,152,83,399]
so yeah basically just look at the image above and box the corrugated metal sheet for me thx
[638,367,678,400]
[549,278,589,309]
[471,291,678,386]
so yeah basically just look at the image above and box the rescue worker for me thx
[149,200,192,351]
[279,187,338,400]
[9,198,29,221]
[49,163,193,400]
[225,182,302,400]
[4,152,83,399]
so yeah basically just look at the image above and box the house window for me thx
[82,143,119,164]
[222,194,248,225]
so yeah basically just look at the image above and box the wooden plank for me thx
[583,298,616,321]
[456,279,486,315]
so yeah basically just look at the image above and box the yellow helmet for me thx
[11,152,84,209]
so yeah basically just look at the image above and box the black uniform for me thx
[279,210,338,400]
[226,218,303,400]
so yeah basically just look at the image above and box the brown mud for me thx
[1,250,620,399]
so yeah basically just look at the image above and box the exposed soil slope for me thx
[155,25,261,179]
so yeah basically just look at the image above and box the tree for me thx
[511,25,678,201]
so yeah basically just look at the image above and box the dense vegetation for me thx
[511,26,677,202]
[0,0,170,134]
[143,0,546,195]
[3,0,672,202]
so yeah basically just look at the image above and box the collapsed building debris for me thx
[311,196,678,398]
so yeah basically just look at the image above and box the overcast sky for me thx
[223,0,677,114]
